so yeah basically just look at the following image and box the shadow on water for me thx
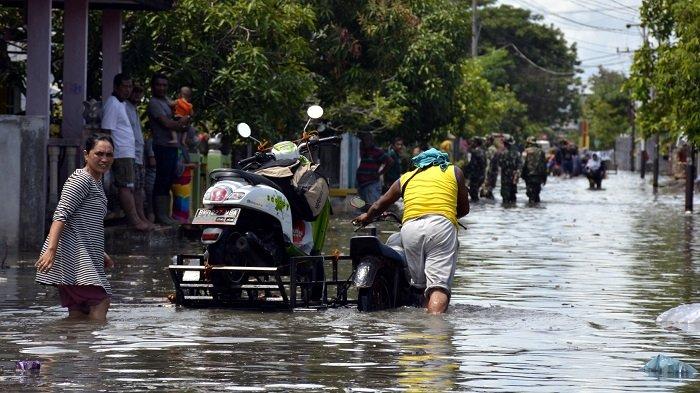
[1,172,700,391]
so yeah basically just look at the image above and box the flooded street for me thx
[2,172,700,392]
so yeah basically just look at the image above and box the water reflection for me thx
[396,317,457,392]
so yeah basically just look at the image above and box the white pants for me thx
[400,215,458,296]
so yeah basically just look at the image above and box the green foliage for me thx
[628,0,700,144]
[1,0,581,146]
[122,0,317,141]
[583,67,631,149]
[479,5,581,130]
[0,8,25,97]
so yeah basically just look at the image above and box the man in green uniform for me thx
[498,135,522,205]
[521,136,547,204]
[463,136,487,201]
[480,135,499,199]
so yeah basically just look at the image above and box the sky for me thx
[497,0,643,87]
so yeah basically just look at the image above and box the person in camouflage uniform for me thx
[521,136,547,204]
[463,136,487,201]
[480,135,500,199]
[498,135,522,204]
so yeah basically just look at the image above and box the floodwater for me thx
[2,172,700,392]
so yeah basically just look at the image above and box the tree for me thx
[309,0,522,144]
[628,0,700,144]
[582,67,631,149]
[121,0,318,141]
[478,5,581,130]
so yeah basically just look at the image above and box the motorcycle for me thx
[349,197,421,311]
[169,106,344,308]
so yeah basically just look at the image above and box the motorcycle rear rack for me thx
[169,253,355,311]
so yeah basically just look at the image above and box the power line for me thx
[607,0,639,12]
[558,0,639,22]
[579,60,629,68]
[558,5,640,15]
[572,0,639,16]
[506,43,576,76]
[579,53,626,62]
[512,0,639,35]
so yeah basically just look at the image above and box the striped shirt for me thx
[36,168,111,295]
[356,146,388,187]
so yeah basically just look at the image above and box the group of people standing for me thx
[462,135,547,205]
[33,72,196,320]
[357,133,550,207]
[100,72,194,230]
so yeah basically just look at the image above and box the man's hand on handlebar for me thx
[352,213,370,227]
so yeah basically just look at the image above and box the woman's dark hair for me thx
[85,134,114,152]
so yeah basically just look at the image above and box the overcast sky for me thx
[497,0,643,86]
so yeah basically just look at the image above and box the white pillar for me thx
[26,0,52,120]
[61,0,89,140]
[101,10,122,102]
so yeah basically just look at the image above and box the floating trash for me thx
[657,303,700,324]
[643,354,697,377]
[15,360,41,372]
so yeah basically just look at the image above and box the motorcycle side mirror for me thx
[237,123,251,138]
[349,196,366,210]
[237,122,262,145]
[307,105,323,119]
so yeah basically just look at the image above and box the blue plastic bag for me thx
[644,354,697,377]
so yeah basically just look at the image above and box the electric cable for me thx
[506,43,576,76]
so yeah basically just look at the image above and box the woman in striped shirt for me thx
[36,134,116,321]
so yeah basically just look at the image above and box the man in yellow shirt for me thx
[354,148,469,314]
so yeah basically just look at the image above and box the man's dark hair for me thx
[131,84,144,95]
[85,133,114,152]
[113,73,131,88]
[392,137,404,145]
[150,72,168,87]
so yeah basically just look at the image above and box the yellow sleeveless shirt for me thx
[400,165,458,226]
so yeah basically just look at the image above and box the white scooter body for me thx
[195,178,294,243]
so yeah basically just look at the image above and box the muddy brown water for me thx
[1,172,700,392]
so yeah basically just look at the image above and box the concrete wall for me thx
[0,117,22,257]
[0,116,47,256]
[614,134,671,175]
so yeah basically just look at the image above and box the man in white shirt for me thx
[101,73,151,231]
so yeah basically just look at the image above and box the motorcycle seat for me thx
[210,169,283,192]
[350,236,405,265]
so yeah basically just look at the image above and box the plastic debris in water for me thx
[644,354,697,377]
[15,360,41,372]
[657,303,700,324]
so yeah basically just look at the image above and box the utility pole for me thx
[629,103,635,172]
[471,0,478,57]
[640,138,646,179]
[685,144,696,212]
[653,133,660,192]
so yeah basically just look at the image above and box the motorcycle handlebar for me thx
[352,212,401,231]
[236,152,273,168]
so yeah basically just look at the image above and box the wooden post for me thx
[653,134,660,192]
[685,144,696,212]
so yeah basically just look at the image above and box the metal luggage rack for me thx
[169,253,355,311]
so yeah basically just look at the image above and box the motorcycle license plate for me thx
[192,208,240,225]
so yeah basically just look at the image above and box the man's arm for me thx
[377,152,394,176]
[157,114,187,130]
[455,166,470,218]
[149,100,187,130]
[354,180,402,225]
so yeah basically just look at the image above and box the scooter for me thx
[349,197,420,311]
[169,106,344,308]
